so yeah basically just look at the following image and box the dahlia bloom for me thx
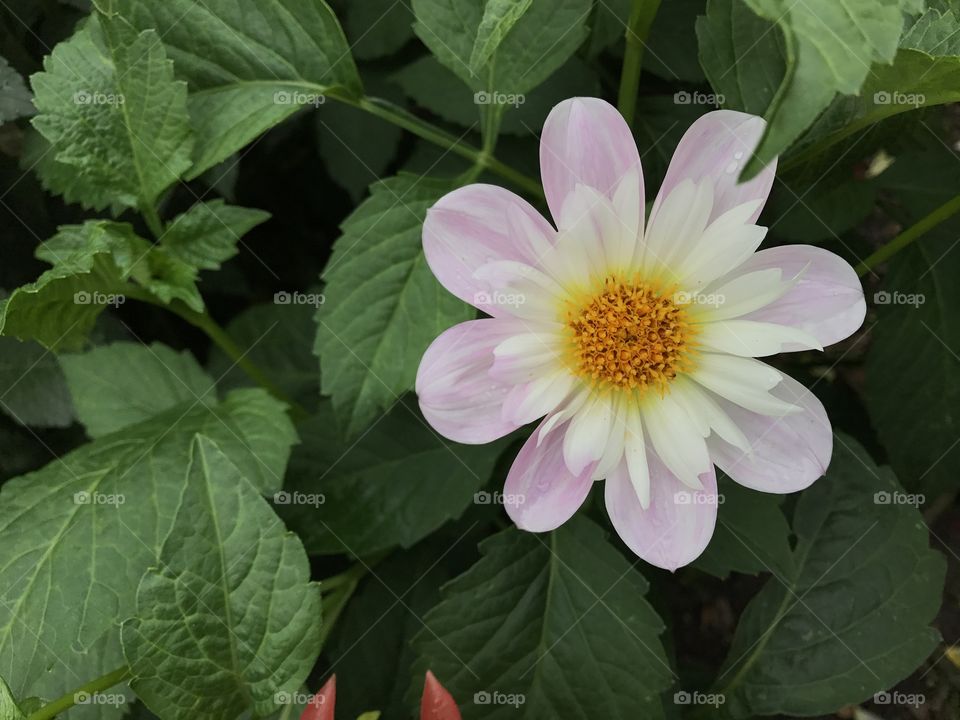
[416,98,865,570]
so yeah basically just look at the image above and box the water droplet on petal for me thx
[733,150,744,160]
[724,161,739,174]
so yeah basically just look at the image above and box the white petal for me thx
[691,354,800,416]
[563,392,614,475]
[696,319,823,357]
[641,391,712,489]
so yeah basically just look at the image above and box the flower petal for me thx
[696,319,823,357]
[653,110,775,226]
[691,354,800,416]
[421,671,462,720]
[540,97,644,228]
[423,184,556,315]
[605,451,719,571]
[706,373,831,493]
[725,245,866,349]
[504,416,595,532]
[416,319,523,444]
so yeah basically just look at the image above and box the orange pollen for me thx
[567,277,694,392]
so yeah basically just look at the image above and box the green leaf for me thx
[697,0,921,178]
[412,516,673,719]
[469,0,534,73]
[645,0,708,83]
[161,200,270,271]
[0,338,74,428]
[394,55,601,136]
[0,56,33,123]
[343,0,415,60]
[30,14,192,212]
[0,675,26,720]
[314,174,472,438]
[122,436,321,720]
[283,401,506,556]
[0,388,296,718]
[207,300,319,407]
[412,0,591,94]
[119,0,362,177]
[60,341,217,437]
[718,435,945,716]
[694,476,793,579]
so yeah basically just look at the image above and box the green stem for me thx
[343,94,543,199]
[317,560,378,648]
[855,193,960,276]
[27,667,130,720]
[141,204,165,239]
[617,0,662,126]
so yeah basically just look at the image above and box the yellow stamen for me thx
[566,276,695,394]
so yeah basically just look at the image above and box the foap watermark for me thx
[874,490,924,507]
[274,291,325,307]
[73,89,125,106]
[474,90,525,108]
[474,490,525,506]
[874,290,925,307]
[473,691,525,708]
[873,91,925,108]
[674,491,724,506]
[673,90,724,106]
[674,691,725,708]
[273,90,326,108]
[74,490,125,507]
[74,691,127,707]
[674,290,725,308]
[474,290,526,309]
[874,691,925,708]
[273,490,326,507]
[74,290,125,308]
[275,690,327,706]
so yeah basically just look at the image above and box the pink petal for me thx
[706,373,832,493]
[423,184,556,315]
[654,110,775,225]
[540,97,644,227]
[504,416,595,532]
[605,451,718,571]
[416,319,522,444]
[421,671,462,720]
[727,245,866,349]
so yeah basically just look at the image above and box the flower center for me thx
[567,277,694,393]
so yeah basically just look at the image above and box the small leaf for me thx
[122,436,321,720]
[412,516,673,719]
[718,436,945,716]
[468,0,534,74]
[30,14,192,211]
[60,341,216,437]
[314,174,472,438]
[161,200,270,271]
[283,401,506,555]
[0,675,26,720]
[0,56,33,123]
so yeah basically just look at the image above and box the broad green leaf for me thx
[314,174,472,438]
[791,9,960,164]
[60,341,216,437]
[283,401,506,555]
[394,55,601,136]
[0,56,33,123]
[718,436,945,716]
[469,0,534,73]
[694,476,793,579]
[161,200,270,271]
[119,0,362,177]
[865,152,960,496]
[207,300,319,407]
[343,0,415,60]
[122,436,321,720]
[697,0,921,178]
[30,14,192,212]
[0,389,296,719]
[412,0,591,94]
[0,338,74,428]
[645,0,708,83]
[412,516,672,719]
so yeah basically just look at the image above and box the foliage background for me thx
[0,0,958,718]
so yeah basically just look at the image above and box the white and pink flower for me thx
[415,97,865,570]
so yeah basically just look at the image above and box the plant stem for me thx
[27,667,130,720]
[855,193,960,276]
[347,95,544,199]
[617,0,662,126]
[141,204,165,239]
[317,555,387,647]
